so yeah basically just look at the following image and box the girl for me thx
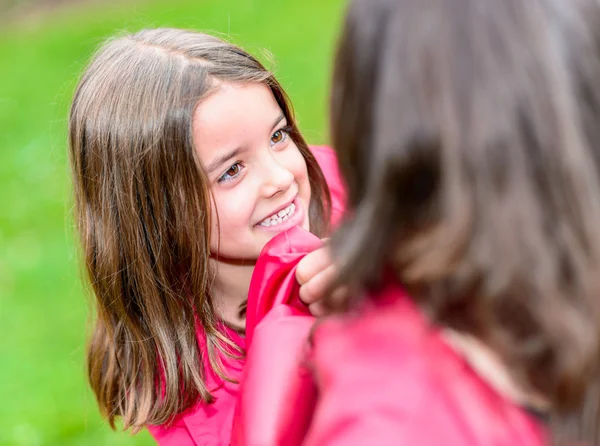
[254,0,600,444]
[68,28,344,445]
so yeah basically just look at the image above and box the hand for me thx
[296,242,347,316]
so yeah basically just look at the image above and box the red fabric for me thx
[232,227,323,445]
[244,227,323,346]
[291,281,547,446]
[148,145,346,445]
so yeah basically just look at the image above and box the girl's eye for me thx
[271,130,284,144]
[218,162,244,183]
[270,126,291,146]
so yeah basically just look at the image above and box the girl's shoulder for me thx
[309,145,341,178]
[148,323,245,446]
[148,380,239,446]
[309,144,336,159]
[309,145,346,228]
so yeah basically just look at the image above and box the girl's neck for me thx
[210,258,256,332]
[442,329,550,414]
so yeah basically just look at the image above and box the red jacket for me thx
[235,275,548,445]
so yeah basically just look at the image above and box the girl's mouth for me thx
[256,197,305,232]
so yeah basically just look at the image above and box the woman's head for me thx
[69,28,329,429]
[331,0,600,426]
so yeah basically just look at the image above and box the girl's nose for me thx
[260,157,294,198]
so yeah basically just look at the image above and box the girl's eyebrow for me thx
[206,147,246,174]
[271,113,285,131]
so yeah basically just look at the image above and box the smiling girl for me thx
[68,28,344,445]
[194,81,315,331]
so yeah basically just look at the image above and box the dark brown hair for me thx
[69,28,330,431]
[330,0,600,442]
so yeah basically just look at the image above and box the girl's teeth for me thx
[260,202,296,227]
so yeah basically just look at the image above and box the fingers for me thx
[296,241,350,313]
[296,245,332,286]
[308,301,327,317]
[299,264,337,305]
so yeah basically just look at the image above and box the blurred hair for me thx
[330,0,600,442]
[69,28,330,430]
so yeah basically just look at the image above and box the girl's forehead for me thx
[192,82,285,159]
[196,81,279,116]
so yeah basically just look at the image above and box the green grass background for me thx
[0,0,346,444]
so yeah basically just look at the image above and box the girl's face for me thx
[193,82,311,261]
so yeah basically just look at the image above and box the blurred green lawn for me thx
[0,1,346,444]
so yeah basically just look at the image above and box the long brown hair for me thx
[330,0,600,442]
[69,28,330,431]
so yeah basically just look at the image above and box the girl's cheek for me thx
[212,187,256,224]
[280,147,308,179]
